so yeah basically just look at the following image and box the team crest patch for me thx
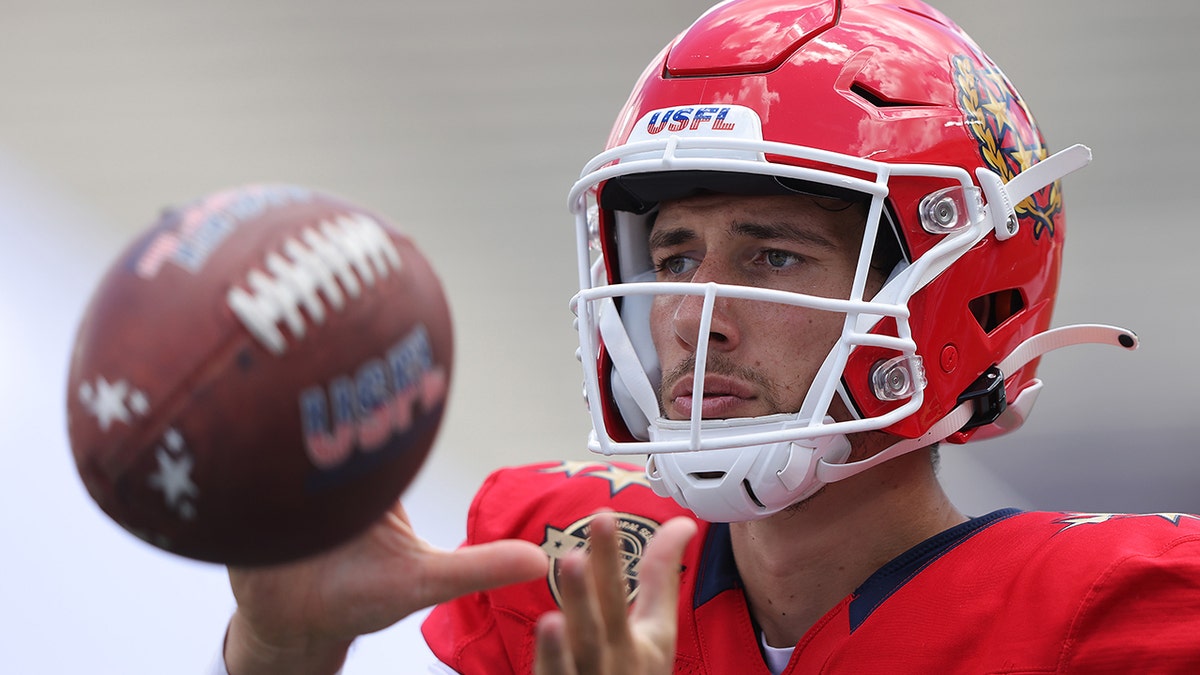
[540,512,661,608]
[952,54,1063,240]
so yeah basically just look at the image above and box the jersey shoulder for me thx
[951,510,1200,600]
[948,510,1200,671]
[464,460,695,546]
[794,509,1200,674]
[422,460,701,675]
[1009,510,1200,561]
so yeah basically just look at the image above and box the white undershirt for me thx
[760,631,795,675]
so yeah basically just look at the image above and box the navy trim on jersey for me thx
[848,508,1021,631]
[693,522,739,608]
[692,509,1022,627]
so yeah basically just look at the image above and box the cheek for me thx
[648,297,675,350]
[757,306,843,375]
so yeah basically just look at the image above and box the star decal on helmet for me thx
[952,54,1063,240]
[539,461,652,495]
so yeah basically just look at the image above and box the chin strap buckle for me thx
[956,366,1007,432]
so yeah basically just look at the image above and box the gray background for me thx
[1,1,1196,673]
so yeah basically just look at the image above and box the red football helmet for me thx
[568,0,1137,522]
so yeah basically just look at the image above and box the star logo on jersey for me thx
[1053,512,1200,533]
[147,427,199,520]
[77,376,150,432]
[539,461,652,496]
[541,512,661,609]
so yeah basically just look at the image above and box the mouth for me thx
[666,375,758,419]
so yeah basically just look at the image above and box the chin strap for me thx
[815,324,1139,484]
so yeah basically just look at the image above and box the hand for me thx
[534,511,698,675]
[224,500,548,675]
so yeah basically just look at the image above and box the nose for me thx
[671,282,740,353]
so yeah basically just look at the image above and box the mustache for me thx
[658,354,782,414]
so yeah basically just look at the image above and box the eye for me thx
[757,249,802,269]
[654,254,698,278]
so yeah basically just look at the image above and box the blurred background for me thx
[1,1,1196,672]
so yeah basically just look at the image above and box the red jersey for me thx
[422,461,1200,673]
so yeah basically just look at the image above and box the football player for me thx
[217,1,1200,673]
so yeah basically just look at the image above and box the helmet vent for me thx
[969,289,1026,334]
[742,479,766,509]
[850,82,934,109]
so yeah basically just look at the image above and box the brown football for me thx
[65,184,453,565]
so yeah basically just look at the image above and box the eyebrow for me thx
[732,221,839,250]
[648,221,839,251]
[648,226,696,251]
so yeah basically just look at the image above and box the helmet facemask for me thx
[570,118,986,521]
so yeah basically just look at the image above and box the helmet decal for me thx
[952,55,1063,239]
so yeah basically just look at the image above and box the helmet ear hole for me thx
[969,289,1026,334]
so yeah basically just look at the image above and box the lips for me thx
[666,374,758,419]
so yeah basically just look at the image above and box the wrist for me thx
[224,610,352,675]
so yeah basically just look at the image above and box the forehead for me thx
[650,192,866,244]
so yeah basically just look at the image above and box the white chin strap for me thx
[647,324,1136,523]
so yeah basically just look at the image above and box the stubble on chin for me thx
[780,485,828,517]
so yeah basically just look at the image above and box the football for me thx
[66,184,453,565]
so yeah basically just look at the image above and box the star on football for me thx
[148,447,199,518]
[77,376,148,431]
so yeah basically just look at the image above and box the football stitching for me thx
[226,213,403,355]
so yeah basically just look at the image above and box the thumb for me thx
[417,539,549,607]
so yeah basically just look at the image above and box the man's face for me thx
[647,192,876,422]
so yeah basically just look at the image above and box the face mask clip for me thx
[955,365,1007,432]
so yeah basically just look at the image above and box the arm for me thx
[534,510,698,675]
[222,501,548,675]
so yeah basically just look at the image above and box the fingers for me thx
[557,547,606,674]
[534,612,575,675]
[587,512,636,655]
[534,511,698,675]
[548,512,627,675]
[629,517,698,628]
